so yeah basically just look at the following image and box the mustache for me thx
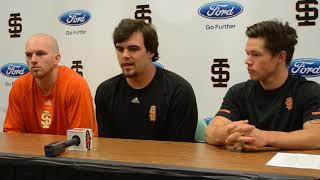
[121,61,135,67]
[30,66,41,69]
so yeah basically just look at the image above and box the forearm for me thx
[205,124,229,145]
[263,128,320,149]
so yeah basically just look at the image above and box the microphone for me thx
[44,128,93,157]
[44,136,80,157]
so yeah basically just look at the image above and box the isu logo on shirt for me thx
[41,110,52,128]
[149,105,156,123]
[285,97,293,111]
[41,100,53,128]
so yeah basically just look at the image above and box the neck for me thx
[35,67,59,96]
[260,67,288,90]
[126,64,156,89]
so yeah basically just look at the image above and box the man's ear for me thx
[148,51,155,61]
[54,54,61,64]
[278,50,287,64]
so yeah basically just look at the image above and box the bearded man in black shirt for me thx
[95,18,198,142]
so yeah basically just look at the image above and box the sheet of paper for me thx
[266,152,320,170]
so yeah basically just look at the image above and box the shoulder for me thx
[11,72,33,91]
[96,74,123,92]
[228,80,256,94]
[289,75,320,95]
[95,74,124,99]
[289,75,318,86]
[56,66,92,96]
[58,66,89,87]
[286,75,320,111]
[59,66,83,80]
[158,68,193,90]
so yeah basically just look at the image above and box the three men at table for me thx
[4,19,320,149]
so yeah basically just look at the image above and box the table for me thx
[0,132,319,180]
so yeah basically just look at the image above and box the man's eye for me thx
[128,47,139,51]
[36,52,45,56]
[116,47,124,52]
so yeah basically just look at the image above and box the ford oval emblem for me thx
[198,1,243,19]
[59,10,91,26]
[289,58,320,77]
[0,63,29,78]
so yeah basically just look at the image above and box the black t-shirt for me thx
[95,67,198,141]
[216,75,320,131]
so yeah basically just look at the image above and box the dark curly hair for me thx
[113,18,159,62]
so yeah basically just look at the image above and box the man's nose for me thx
[245,56,252,65]
[30,54,38,63]
[122,49,130,58]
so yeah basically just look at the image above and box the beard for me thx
[121,62,137,78]
[122,68,137,78]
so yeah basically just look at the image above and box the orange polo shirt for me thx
[4,66,97,136]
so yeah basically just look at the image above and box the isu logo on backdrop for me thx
[296,0,318,26]
[8,13,22,38]
[211,58,230,87]
[288,58,320,77]
[0,63,29,78]
[198,1,243,19]
[135,4,152,24]
[59,10,91,26]
[71,60,83,76]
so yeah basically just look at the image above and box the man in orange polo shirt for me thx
[3,33,97,135]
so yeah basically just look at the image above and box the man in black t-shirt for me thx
[95,18,198,142]
[206,19,320,151]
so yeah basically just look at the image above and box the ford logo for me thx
[59,10,91,26]
[289,58,320,77]
[198,1,243,19]
[0,63,29,78]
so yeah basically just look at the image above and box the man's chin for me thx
[31,72,44,79]
[249,76,261,81]
[123,71,137,78]
[249,75,257,80]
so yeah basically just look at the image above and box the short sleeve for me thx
[215,83,246,121]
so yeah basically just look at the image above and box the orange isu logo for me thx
[285,97,293,110]
[41,110,52,128]
[149,105,156,123]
